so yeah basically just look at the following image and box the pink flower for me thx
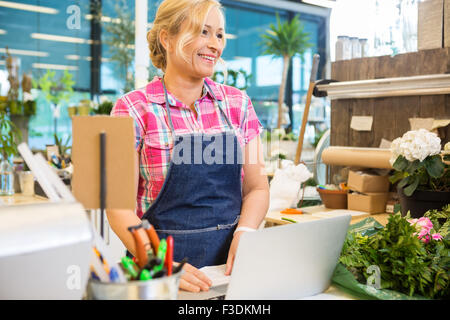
[408,217,438,243]
[418,228,429,238]
[416,217,433,233]
[432,233,443,241]
[420,234,430,243]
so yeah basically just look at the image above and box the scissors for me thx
[128,220,161,268]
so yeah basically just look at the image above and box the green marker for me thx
[154,239,167,272]
[139,269,152,281]
[121,256,138,280]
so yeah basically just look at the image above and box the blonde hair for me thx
[147,0,226,72]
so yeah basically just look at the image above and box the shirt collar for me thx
[146,76,224,107]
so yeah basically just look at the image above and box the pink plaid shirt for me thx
[111,76,263,218]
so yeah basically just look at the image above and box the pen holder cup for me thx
[317,188,348,209]
[86,269,184,300]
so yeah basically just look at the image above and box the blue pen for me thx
[109,267,119,282]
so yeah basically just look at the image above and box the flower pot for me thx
[10,114,29,144]
[317,187,348,209]
[397,185,450,218]
[77,106,90,116]
[68,106,78,117]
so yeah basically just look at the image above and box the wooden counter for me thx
[265,205,390,227]
[0,193,49,206]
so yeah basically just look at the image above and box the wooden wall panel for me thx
[329,48,450,182]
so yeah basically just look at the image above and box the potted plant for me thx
[259,13,312,129]
[92,99,114,115]
[389,129,450,218]
[0,112,22,195]
[1,48,37,144]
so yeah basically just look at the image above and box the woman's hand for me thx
[224,231,244,275]
[178,262,212,292]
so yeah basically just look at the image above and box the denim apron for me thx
[141,80,243,268]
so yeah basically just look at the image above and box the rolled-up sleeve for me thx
[111,97,145,153]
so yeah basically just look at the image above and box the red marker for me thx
[165,235,174,276]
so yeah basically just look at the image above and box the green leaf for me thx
[424,155,445,178]
[398,176,410,189]
[389,171,406,184]
[393,155,409,171]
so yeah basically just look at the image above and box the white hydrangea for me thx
[390,129,442,164]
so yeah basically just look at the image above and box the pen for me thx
[143,257,162,272]
[93,247,110,274]
[165,235,174,276]
[154,238,167,273]
[139,269,152,281]
[281,217,298,223]
[121,256,139,280]
[173,257,188,274]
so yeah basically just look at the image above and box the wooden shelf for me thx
[316,73,450,100]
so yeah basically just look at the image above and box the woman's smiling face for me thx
[165,6,225,79]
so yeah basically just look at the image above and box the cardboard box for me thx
[347,170,390,193]
[348,192,389,214]
[418,0,444,50]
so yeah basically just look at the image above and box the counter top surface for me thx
[0,193,48,206]
[265,205,390,226]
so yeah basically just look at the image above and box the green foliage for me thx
[0,113,22,159]
[389,154,450,195]
[33,69,75,106]
[101,0,135,93]
[424,205,450,240]
[339,211,450,299]
[259,13,312,60]
[54,133,72,157]
[93,100,114,115]
[259,13,313,129]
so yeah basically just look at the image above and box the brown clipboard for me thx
[71,116,136,210]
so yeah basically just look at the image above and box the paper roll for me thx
[322,146,392,169]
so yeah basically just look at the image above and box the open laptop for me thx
[178,214,351,300]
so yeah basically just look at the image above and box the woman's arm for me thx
[106,151,211,292]
[225,134,270,275]
[106,152,147,258]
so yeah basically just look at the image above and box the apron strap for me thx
[161,78,234,133]
[161,79,176,133]
[203,81,233,130]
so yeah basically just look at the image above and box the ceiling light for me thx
[0,29,6,35]
[302,0,336,9]
[225,33,237,40]
[31,33,94,44]
[32,63,78,71]
[85,14,121,24]
[0,1,58,14]
[65,55,110,62]
[0,48,48,57]
[65,54,92,61]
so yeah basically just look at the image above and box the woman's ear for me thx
[159,29,170,52]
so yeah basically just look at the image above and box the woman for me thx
[108,0,269,293]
